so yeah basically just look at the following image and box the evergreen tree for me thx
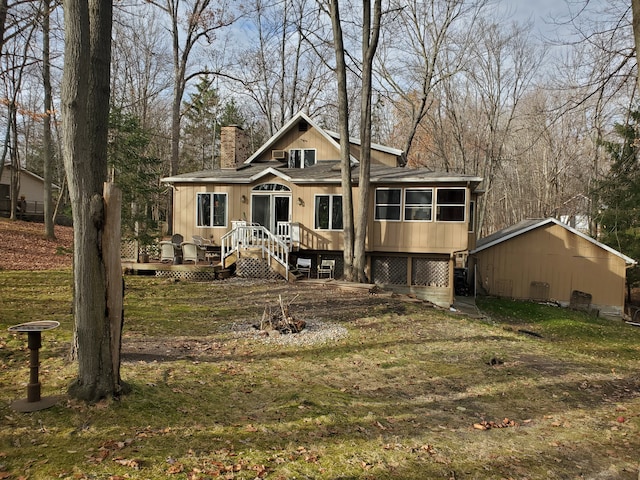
[108,108,162,249]
[594,110,640,297]
[183,76,219,170]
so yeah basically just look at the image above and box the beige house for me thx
[0,163,59,216]
[162,112,483,306]
[470,218,637,316]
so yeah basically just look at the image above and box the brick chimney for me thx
[220,125,250,169]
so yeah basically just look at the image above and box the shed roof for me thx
[470,217,637,266]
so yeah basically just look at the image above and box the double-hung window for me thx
[375,188,401,221]
[436,188,465,222]
[196,192,227,227]
[404,188,432,221]
[315,194,343,230]
[289,149,316,168]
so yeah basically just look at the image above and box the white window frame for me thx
[404,188,433,222]
[314,194,343,230]
[196,192,228,228]
[374,188,402,221]
[288,148,317,168]
[435,188,466,222]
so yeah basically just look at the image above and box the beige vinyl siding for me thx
[348,144,398,166]
[369,185,470,254]
[475,224,626,312]
[256,128,339,163]
[172,181,473,255]
[172,184,253,243]
[371,221,469,253]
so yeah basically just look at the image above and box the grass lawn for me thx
[1,269,639,479]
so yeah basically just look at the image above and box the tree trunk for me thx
[633,0,640,96]
[328,0,355,281]
[353,0,382,283]
[42,0,55,239]
[62,0,120,402]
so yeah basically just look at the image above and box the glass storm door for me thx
[251,195,290,233]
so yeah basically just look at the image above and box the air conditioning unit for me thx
[272,150,287,160]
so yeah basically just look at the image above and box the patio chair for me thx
[296,257,311,278]
[181,241,206,265]
[159,241,177,263]
[192,235,213,246]
[317,259,335,279]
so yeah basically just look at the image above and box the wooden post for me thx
[103,182,123,390]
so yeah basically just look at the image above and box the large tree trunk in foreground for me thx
[62,0,122,402]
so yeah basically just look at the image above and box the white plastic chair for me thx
[159,241,177,263]
[181,242,206,265]
[317,259,335,279]
[296,258,311,278]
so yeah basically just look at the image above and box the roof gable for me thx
[471,217,636,266]
[245,112,358,164]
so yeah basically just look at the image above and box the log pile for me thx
[255,295,306,334]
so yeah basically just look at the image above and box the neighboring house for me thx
[0,163,59,216]
[470,217,637,317]
[556,193,592,235]
[162,112,483,307]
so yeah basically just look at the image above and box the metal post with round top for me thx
[8,320,62,412]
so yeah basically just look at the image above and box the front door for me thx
[251,194,290,233]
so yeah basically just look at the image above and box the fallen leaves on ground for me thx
[473,418,518,430]
[0,219,72,271]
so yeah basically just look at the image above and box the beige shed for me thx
[470,218,637,317]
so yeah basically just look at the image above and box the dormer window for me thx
[289,148,316,168]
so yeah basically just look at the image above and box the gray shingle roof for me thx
[162,161,482,186]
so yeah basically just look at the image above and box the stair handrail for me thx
[221,224,289,276]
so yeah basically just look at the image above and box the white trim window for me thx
[196,192,227,227]
[436,188,465,222]
[375,188,401,221]
[404,188,433,221]
[315,194,343,230]
[289,148,316,168]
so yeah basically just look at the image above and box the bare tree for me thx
[231,0,333,135]
[378,0,487,166]
[323,0,382,282]
[111,4,172,127]
[326,0,355,280]
[633,0,640,94]
[352,0,382,283]
[0,6,38,220]
[463,18,543,235]
[146,0,234,233]
[41,0,54,237]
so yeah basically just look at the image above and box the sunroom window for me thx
[436,188,465,222]
[375,188,401,221]
[196,192,227,227]
[315,195,343,230]
[289,149,316,168]
[404,188,433,221]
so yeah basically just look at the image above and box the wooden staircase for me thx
[221,224,293,280]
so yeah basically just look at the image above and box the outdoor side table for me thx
[8,320,61,412]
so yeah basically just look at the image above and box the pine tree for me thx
[594,110,640,297]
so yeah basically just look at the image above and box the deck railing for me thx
[221,224,289,276]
